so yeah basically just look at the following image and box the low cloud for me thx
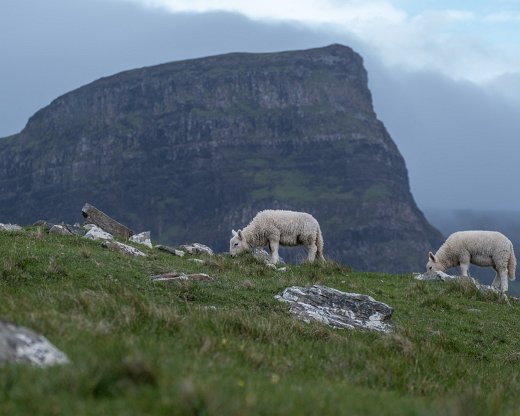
[1,0,519,212]
[116,0,520,83]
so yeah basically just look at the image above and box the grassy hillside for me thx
[1,228,520,415]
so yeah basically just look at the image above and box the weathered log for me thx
[81,203,133,239]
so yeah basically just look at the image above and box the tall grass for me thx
[1,229,520,415]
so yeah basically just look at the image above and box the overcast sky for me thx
[1,0,519,212]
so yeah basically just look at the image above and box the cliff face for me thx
[0,44,442,272]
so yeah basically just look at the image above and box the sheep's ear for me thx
[428,251,436,262]
[232,229,238,237]
[238,230,243,240]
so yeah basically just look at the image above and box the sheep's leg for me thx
[499,269,509,293]
[306,242,317,263]
[491,269,501,289]
[459,263,470,277]
[269,239,280,264]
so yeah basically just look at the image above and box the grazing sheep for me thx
[229,210,325,264]
[426,231,516,292]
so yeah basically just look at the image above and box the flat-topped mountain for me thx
[0,44,442,272]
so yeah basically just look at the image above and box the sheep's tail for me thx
[508,244,516,281]
[316,227,325,261]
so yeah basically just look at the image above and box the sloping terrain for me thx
[1,229,519,415]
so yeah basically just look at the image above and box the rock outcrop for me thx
[276,285,393,332]
[0,44,442,272]
[0,320,70,367]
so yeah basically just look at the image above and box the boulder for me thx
[179,243,214,256]
[81,202,133,239]
[414,270,506,296]
[150,272,214,282]
[83,224,114,241]
[64,223,87,237]
[0,223,23,232]
[101,240,146,257]
[155,245,185,257]
[276,285,393,333]
[49,225,73,236]
[252,248,285,265]
[33,220,52,230]
[0,319,69,367]
[129,231,152,248]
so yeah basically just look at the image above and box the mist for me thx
[1,0,520,214]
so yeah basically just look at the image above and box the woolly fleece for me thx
[230,210,324,264]
[427,230,516,292]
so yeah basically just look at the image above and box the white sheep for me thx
[229,210,325,264]
[426,230,516,292]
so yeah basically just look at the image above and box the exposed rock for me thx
[266,264,288,272]
[414,270,503,295]
[0,319,70,367]
[82,203,133,239]
[150,272,214,282]
[65,223,87,237]
[33,220,52,230]
[252,248,285,265]
[83,224,114,241]
[0,223,23,232]
[276,285,393,333]
[49,224,73,236]
[130,231,152,248]
[187,259,205,264]
[252,248,271,263]
[156,245,186,257]
[180,243,214,256]
[101,240,146,257]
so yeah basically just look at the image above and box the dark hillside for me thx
[0,44,442,272]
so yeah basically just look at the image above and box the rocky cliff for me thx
[0,44,443,272]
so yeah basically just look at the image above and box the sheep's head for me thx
[229,229,250,256]
[426,252,443,272]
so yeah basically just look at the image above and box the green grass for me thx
[1,229,520,415]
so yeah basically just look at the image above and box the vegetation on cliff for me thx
[0,44,442,273]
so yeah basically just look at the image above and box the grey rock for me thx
[414,270,502,295]
[252,248,285,265]
[83,225,114,241]
[252,248,271,263]
[0,319,70,367]
[150,272,214,282]
[33,220,52,230]
[101,240,146,257]
[180,243,214,256]
[65,223,87,237]
[49,225,73,236]
[276,285,393,333]
[82,203,134,239]
[0,223,23,232]
[156,245,186,257]
[130,231,152,248]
